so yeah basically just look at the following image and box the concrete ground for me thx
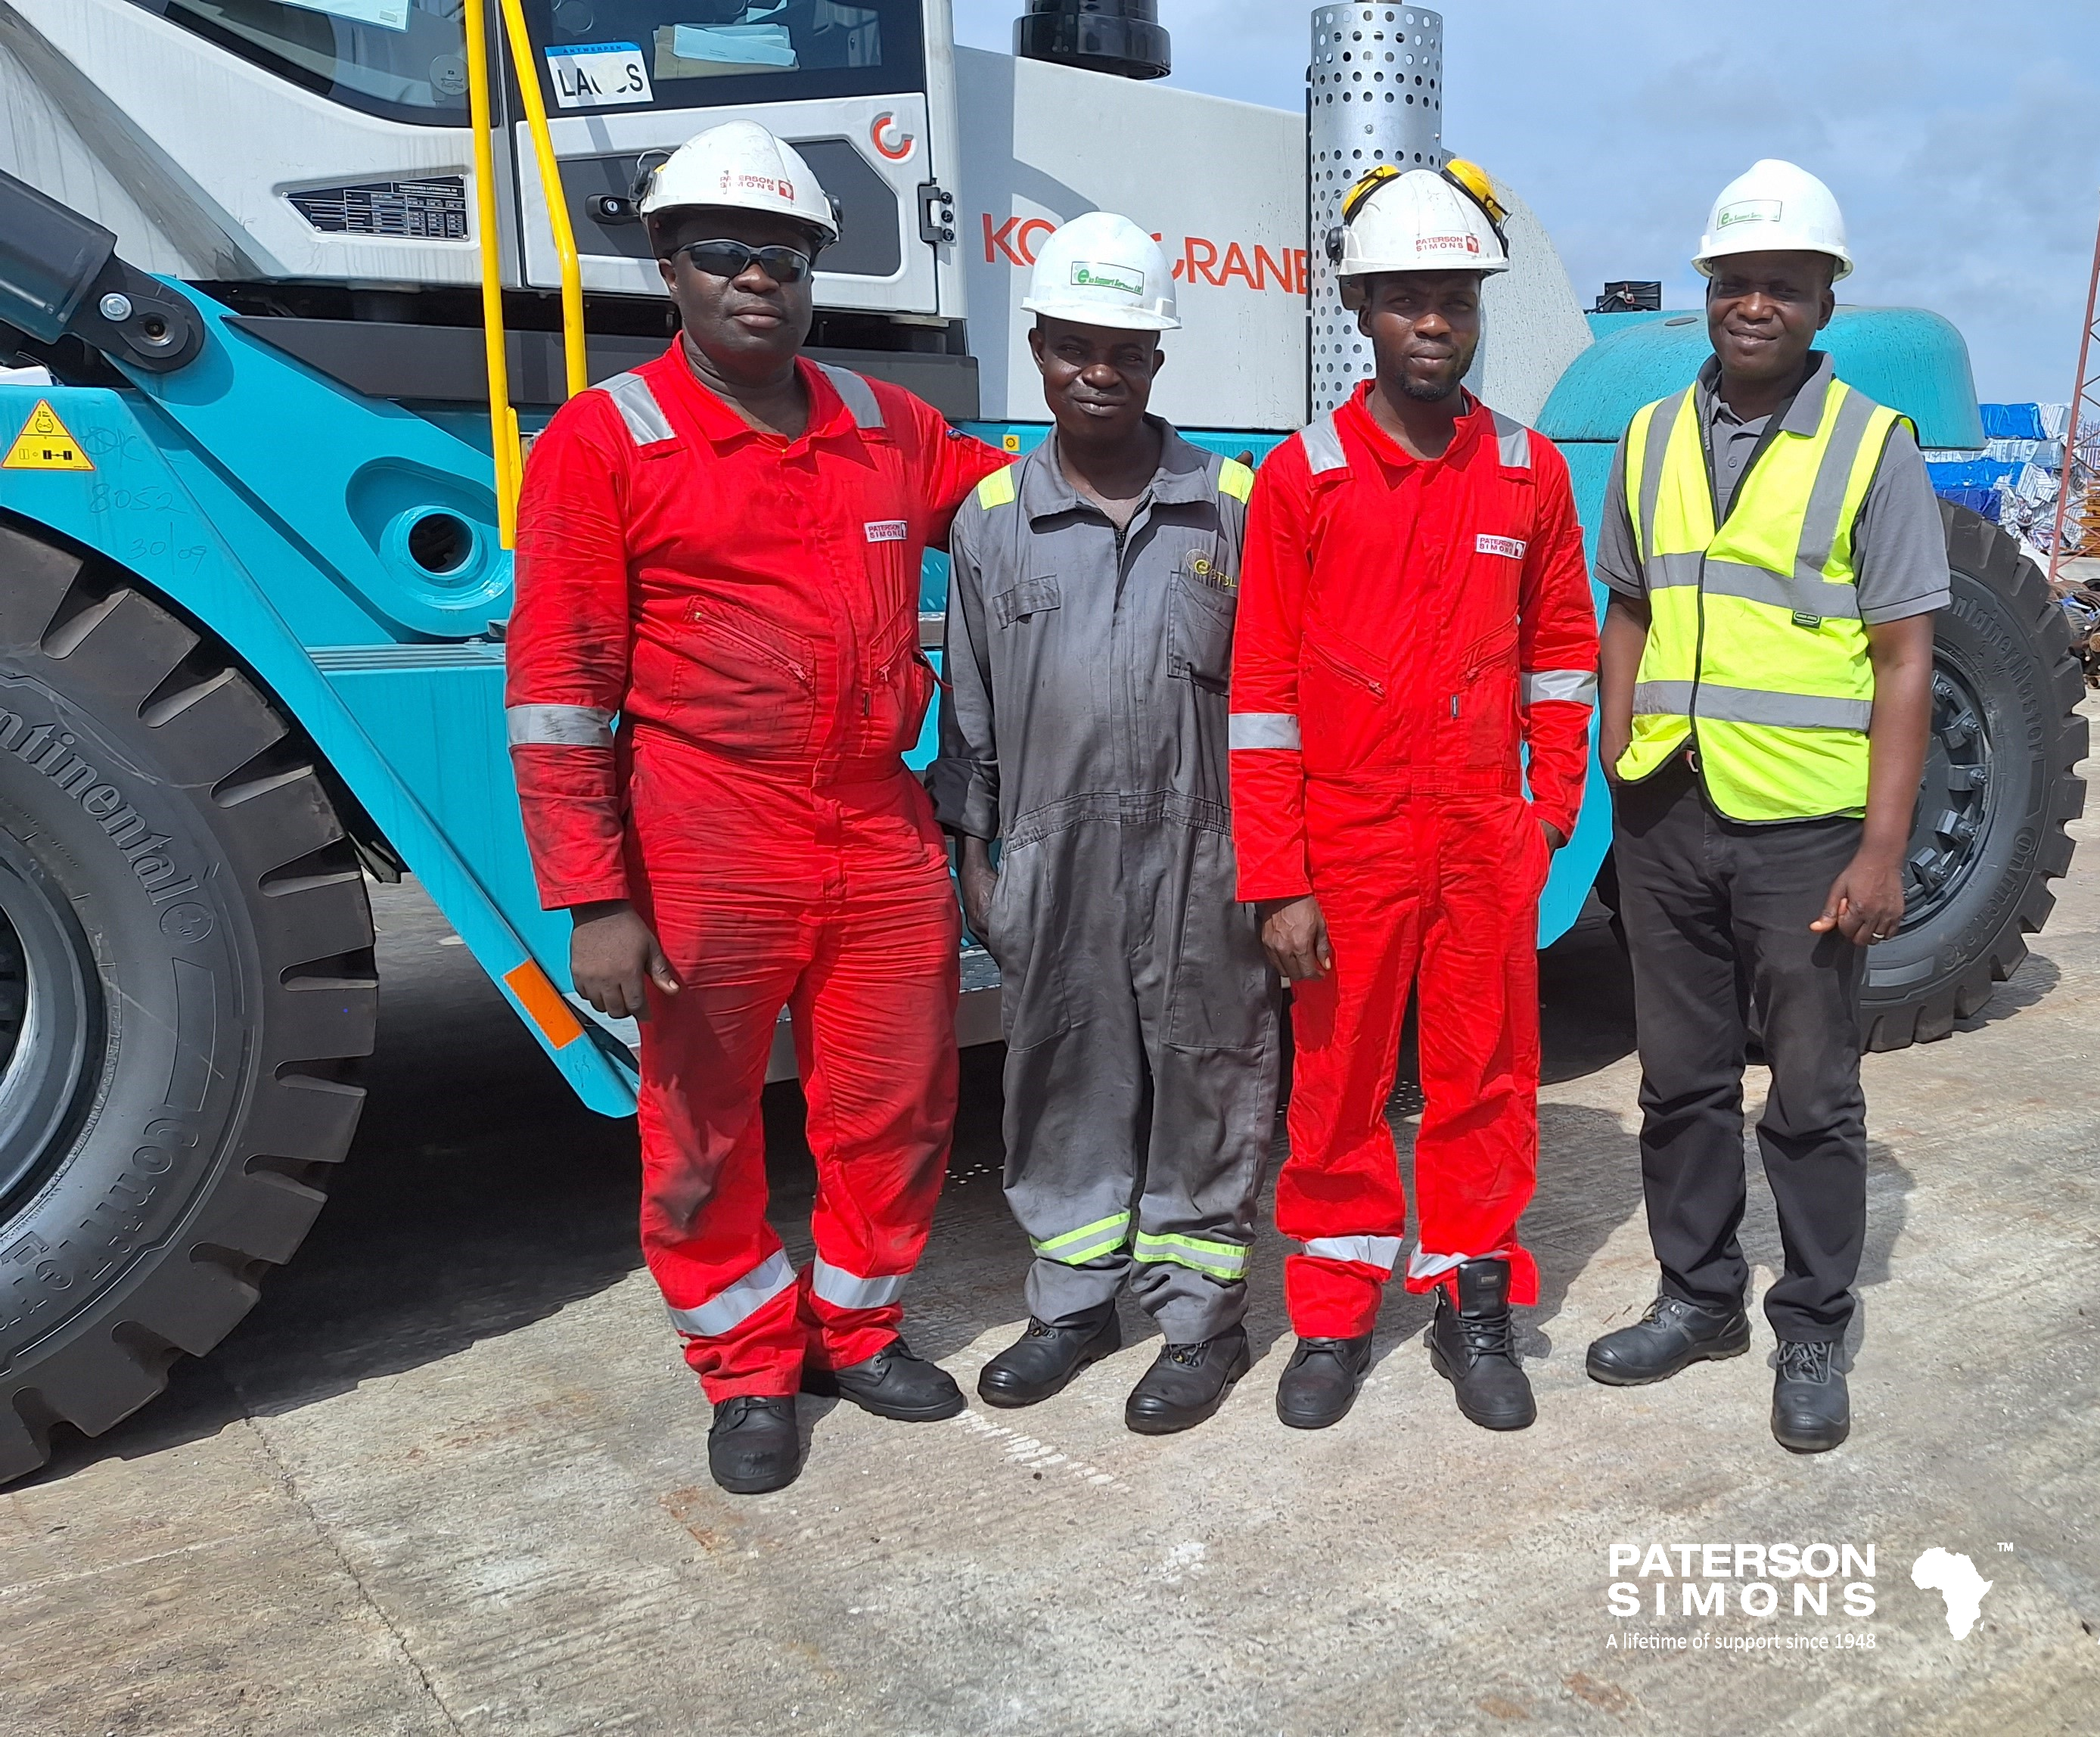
[8,753,2100,1735]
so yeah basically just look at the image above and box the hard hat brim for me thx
[1337,259,1510,280]
[1021,297,1180,332]
[1692,239,1853,282]
[643,200,839,248]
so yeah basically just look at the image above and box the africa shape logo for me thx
[1910,1549,1993,1639]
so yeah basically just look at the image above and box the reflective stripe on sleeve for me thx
[815,362,886,430]
[506,703,615,747]
[1132,1230,1250,1282]
[977,465,1017,510]
[1299,414,1347,475]
[1229,711,1302,750]
[1302,1235,1402,1272]
[1489,409,1533,470]
[598,371,675,446]
[1521,670,1598,707]
[1031,1210,1131,1266]
[1632,681,1871,732]
[665,1248,797,1340]
[1217,458,1255,502]
[809,1258,909,1312]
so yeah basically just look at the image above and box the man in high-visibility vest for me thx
[1585,161,1944,1452]
[934,214,1277,1434]
[505,123,1007,1496]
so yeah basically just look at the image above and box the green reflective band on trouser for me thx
[1132,1230,1250,1282]
[1031,1210,1130,1266]
[1618,373,1900,822]
[977,465,1017,510]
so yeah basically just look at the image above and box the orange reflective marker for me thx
[503,959,586,1048]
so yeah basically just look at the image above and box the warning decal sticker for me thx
[3,400,94,471]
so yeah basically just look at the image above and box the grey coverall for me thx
[930,425,1279,1343]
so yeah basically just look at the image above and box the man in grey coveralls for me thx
[930,212,1278,1434]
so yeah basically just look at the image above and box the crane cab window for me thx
[128,1,472,125]
[526,2,924,108]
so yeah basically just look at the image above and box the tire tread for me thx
[0,547,375,1483]
[1866,505,2085,1049]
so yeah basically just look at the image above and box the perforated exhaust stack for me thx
[1309,5,1446,413]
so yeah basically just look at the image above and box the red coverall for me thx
[506,348,1005,1400]
[1229,384,1597,1338]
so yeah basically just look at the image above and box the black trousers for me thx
[1612,755,1867,1342]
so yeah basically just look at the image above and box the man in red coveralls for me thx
[1230,163,1598,1432]
[505,122,1006,1495]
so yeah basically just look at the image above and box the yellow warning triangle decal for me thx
[3,399,94,471]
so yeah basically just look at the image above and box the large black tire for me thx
[1859,502,2087,1049]
[0,523,374,1483]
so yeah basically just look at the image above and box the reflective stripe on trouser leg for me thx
[1406,1247,1512,1286]
[1303,1235,1402,1272]
[809,1258,911,1311]
[1032,1210,1132,1266]
[1131,1230,1250,1282]
[666,1248,798,1339]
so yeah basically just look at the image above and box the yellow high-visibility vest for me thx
[1617,374,1909,822]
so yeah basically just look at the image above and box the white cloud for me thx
[955,0,2100,399]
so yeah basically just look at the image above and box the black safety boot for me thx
[707,1396,800,1495]
[1125,1327,1252,1435]
[803,1338,966,1422]
[1771,1340,1850,1453]
[979,1309,1122,1409]
[1275,1333,1375,1429]
[1586,1294,1752,1386]
[1426,1260,1536,1431]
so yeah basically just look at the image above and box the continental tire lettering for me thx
[1956,826,2036,956]
[0,707,199,892]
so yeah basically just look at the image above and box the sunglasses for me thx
[666,239,816,284]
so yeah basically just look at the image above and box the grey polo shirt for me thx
[1595,351,1949,623]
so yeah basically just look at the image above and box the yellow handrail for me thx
[461,0,517,546]
[497,0,589,400]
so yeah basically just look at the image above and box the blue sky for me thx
[955,0,2100,403]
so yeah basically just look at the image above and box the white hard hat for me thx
[1334,164,1508,279]
[1021,212,1179,331]
[640,120,838,247]
[1694,159,1852,281]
